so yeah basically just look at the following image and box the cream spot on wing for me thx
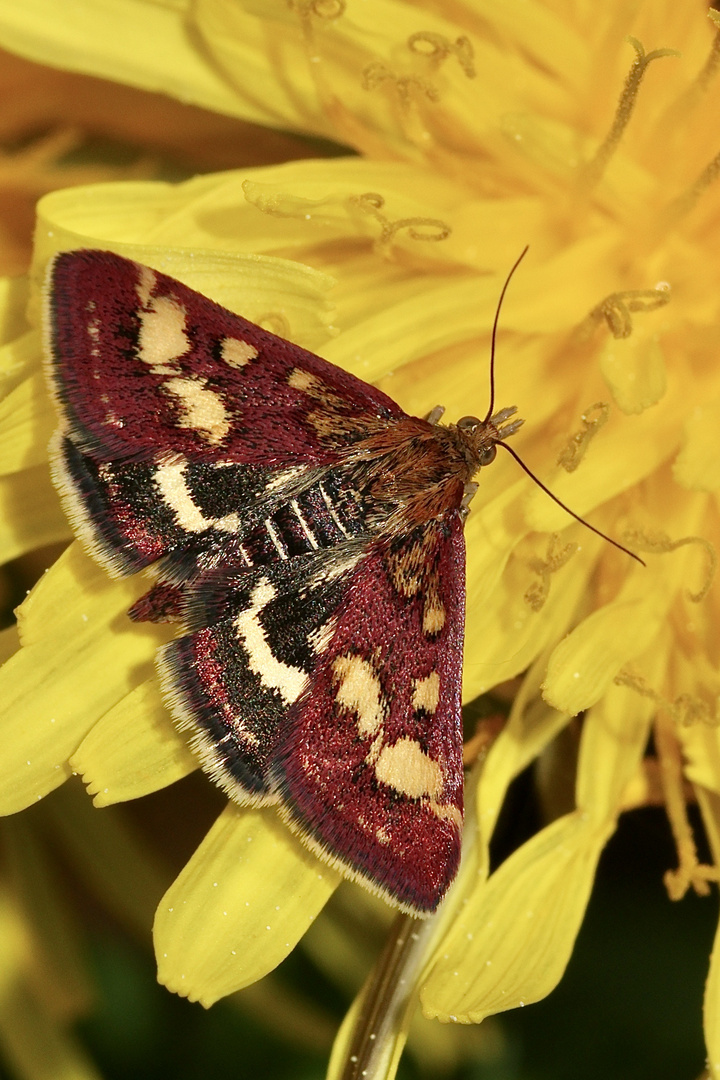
[307,550,363,589]
[235,579,308,705]
[138,296,189,372]
[154,456,240,533]
[163,376,230,445]
[135,265,157,308]
[374,738,444,800]
[287,367,345,406]
[288,368,318,393]
[290,499,318,549]
[429,801,463,829]
[308,617,336,656]
[265,466,307,492]
[412,672,440,714]
[332,654,386,737]
[221,337,258,368]
[423,598,446,635]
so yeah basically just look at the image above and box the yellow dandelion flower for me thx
[0,0,719,1076]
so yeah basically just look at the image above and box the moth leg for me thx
[426,405,445,425]
[460,481,479,520]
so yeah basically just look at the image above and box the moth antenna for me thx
[485,247,643,567]
[484,245,530,423]
[497,441,646,566]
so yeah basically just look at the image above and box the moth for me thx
[43,249,635,916]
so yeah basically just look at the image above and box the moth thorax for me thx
[456,406,524,470]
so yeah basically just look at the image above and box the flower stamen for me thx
[362,62,439,105]
[645,12,720,174]
[287,0,345,25]
[348,192,451,252]
[620,529,717,602]
[557,403,610,472]
[524,534,578,612]
[407,32,476,78]
[286,0,345,49]
[580,287,671,340]
[654,711,720,899]
[615,667,718,728]
[615,667,720,898]
[672,694,718,729]
[665,147,720,224]
[685,10,720,96]
[580,38,679,190]
[614,665,661,703]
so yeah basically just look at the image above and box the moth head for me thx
[456,407,524,471]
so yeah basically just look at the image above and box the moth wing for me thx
[274,516,466,914]
[45,249,405,467]
[157,543,368,800]
[44,249,407,580]
[160,516,466,915]
[50,437,318,581]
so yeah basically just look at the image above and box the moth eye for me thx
[457,415,481,432]
[478,445,497,466]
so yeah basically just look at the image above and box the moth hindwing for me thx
[44,249,520,915]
